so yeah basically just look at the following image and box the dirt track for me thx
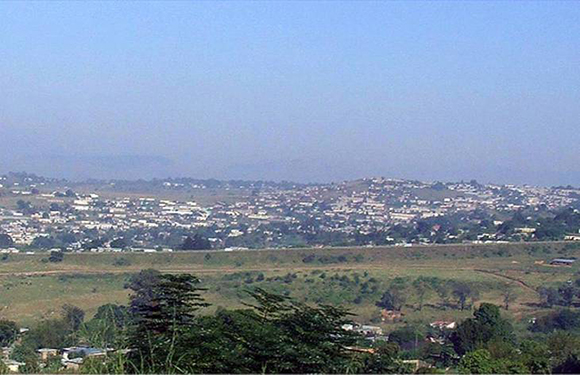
[473,269,537,293]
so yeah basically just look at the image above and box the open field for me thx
[1,241,579,328]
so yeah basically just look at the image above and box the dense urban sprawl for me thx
[1,172,580,252]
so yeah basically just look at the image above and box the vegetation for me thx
[1,241,580,325]
[0,319,18,346]
[181,234,211,251]
[7,270,580,374]
[2,242,580,372]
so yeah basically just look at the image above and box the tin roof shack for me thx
[61,357,84,371]
[550,258,577,266]
[342,324,384,337]
[430,321,457,330]
[60,346,108,371]
[62,346,107,361]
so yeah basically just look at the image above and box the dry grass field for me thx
[0,241,578,329]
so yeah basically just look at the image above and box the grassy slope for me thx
[1,241,579,327]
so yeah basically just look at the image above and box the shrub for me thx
[48,251,64,263]
[113,257,131,267]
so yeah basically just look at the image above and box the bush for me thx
[530,310,580,333]
[48,251,64,263]
[0,320,18,346]
[113,257,131,267]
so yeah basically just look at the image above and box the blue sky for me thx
[1,1,579,185]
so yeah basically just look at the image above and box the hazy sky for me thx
[1,2,579,185]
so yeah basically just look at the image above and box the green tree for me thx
[0,234,14,248]
[0,320,18,346]
[458,346,529,374]
[18,358,40,374]
[519,340,551,374]
[181,234,211,250]
[48,251,64,262]
[413,277,432,311]
[357,341,410,374]
[11,345,40,374]
[421,342,458,369]
[31,236,56,249]
[62,304,85,332]
[388,326,424,351]
[94,304,128,328]
[501,288,517,310]
[79,352,128,374]
[451,303,515,355]
[530,309,580,333]
[553,355,580,374]
[458,349,495,374]
[376,286,407,311]
[274,301,360,373]
[18,318,74,350]
[81,304,127,348]
[125,269,161,296]
[127,273,208,372]
[547,331,580,367]
[559,284,577,307]
[177,288,373,374]
[435,282,452,307]
[110,238,128,249]
[539,287,561,307]
[452,282,478,310]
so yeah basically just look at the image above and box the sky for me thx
[1,1,579,185]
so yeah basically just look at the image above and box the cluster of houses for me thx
[1,176,580,251]
[1,345,111,373]
[343,319,458,371]
[0,320,459,373]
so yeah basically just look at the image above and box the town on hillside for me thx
[1,172,580,252]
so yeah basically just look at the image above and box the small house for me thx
[4,359,24,372]
[62,346,107,360]
[37,348,58,361]
[358,325,383,337]
[550,258,576,266]
[381,309,404,322]
[61,357,84,371]
[430,320,457,330]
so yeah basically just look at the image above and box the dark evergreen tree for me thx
[181,234,211,250]
[0,320,18,346]
[62,304,85,332]
[0,234,14,248]
[127,273,208,372]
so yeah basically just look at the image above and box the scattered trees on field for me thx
[452,282,479,311]
[376,288,407,311]
[501,288,518,310]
